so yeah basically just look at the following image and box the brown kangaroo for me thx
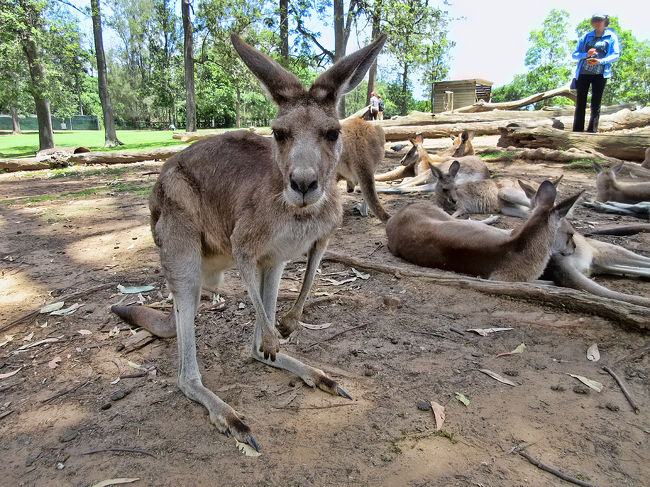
[374,131,487,186]
[110,34,387,451]
[386,181,582,281]
[594,162,650,203]
[337,118,390,221]
[429,160,562,218]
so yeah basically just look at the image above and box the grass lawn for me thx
[0,129,229,158]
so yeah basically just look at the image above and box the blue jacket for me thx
[572,28,621,79]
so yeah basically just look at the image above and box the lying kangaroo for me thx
[594,162,650,204]
[375,131,487,186]
[542,221,650,308]
[643,147,650,170]
[429,160,561,218]
[111,34,386,450]
[386,181,581,281]
[337,118,390,221]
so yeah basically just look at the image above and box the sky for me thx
[443,0,650,87]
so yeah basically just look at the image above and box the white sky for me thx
[444,0,650,87]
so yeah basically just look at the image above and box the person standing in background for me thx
[369,91,379,120]
[377,94,385,120]
[572,13,620,133]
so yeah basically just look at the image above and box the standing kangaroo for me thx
[386,181,581,281]
[429,160,561,218]
[594,162,650,203]
[111,34,387,451]
[374,131,487,185]
[337,118,391,221]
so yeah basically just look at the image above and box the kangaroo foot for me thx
[277,312,300,338]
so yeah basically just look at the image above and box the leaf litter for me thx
[429,400,446,430]
[455,392,470,406]
[479,369,517,386]
[567,373,603,392]
[467,327,513,336]
[497,343,526,357]
[587,343,600,362]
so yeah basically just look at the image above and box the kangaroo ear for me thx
[428,163,443,180]
[518,180,537,199]
[534,180,557,208]
[593,161,603,173]
[551,174,564,187]
[449,160,460,178]
[415,133,424,145]
[612,162,624,174]
[231,34,305,105]
[310,34,387,105]
[553,190,584,219]
[461,130,474,142]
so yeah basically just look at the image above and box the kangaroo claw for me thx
[336,385,352,400]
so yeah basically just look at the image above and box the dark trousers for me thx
[573,74,606,132]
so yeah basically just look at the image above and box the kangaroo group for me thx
[111,35,650,452]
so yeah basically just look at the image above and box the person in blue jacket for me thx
[572,13,621,132]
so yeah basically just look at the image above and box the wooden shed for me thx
[433,79,493,113]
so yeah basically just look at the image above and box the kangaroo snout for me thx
[289,169,319,195]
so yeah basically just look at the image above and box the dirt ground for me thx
[1,136,648,487]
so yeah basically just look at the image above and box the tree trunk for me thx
[279,0,289,62]
[76,73,84,115]
[498,126,650,162]
[333,0,347,117]
[21,35,54,150]
[91,0,123,147]
[182,0,197,133]
[452,85,577,113]
[10,105,22,135]
[235,88,242,128]
[365,1,382,106]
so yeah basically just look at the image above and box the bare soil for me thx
[1,138,648,487]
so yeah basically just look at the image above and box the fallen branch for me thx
[303,322,371,351]
[41,380,90,404]
[0,282,115,334]
[602,366,640,414]
[80,448,157,459]
[273,403,356,410]
[321,252,650,330]
[452,85,577,113]
[518,450,599,487]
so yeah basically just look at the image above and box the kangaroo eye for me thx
[325,129,340,142]
[273,129,290,143]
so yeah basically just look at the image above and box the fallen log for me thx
[68,146,186,164]
[0,157,65,172]
[173,127,272,142]
[322,251,650,330]
[498,125,650,161]
[450,85,577,113]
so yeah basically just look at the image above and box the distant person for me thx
[377,94,385,120]
[571,13,620,133]
[169,123,176,130]
[369,91,379,120]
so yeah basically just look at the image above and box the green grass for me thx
[564,158,604,172]
[481,151,519,160]
[0,129,226,158]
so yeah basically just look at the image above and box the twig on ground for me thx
[303,323,371,351]
[274,403,355,411]
[367,243,384,257]
[406,329,449,340]
[80,448,157,459]
[614,341,650,366]
[41,380,90,404]
[321,251,650,330]
[517,450,599,487]
[0,282,115,334]
[0,410,14,420]
[602,365,640,414]
[449,327,465,336]
[119,372,148,379]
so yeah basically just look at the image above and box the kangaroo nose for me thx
[290,170,318,195]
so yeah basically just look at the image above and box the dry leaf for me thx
[108,326,121,337]
[455,392,470,406]
[429,400,446,431]
[235,440,261,457]
[48,356,62,369]
[300,322,332,330]
[479,369,516,387]
[16,337,61,351]
[497,343,526,357]
[50,303,82,316]
[467,327,513,336]
[22,331,34,342]
[586,343,600,362]
[0,335,14,347]
[0,367,22,380]
[351,268,370,280]
[110,377,121,385]
[117,284,155,294]
[89,478,140,487]
[77,329,92,336]
[322,277,357,286]
[40,301,64,314]
[567,373,603,392]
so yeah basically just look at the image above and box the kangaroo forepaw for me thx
[259,333,280,361]
[277,313,300,338]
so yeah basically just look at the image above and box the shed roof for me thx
[434,78,494,87]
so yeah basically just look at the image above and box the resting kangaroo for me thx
[429,160,562,218]
[594,162,650,203]
[386,181,581,281]
[110,34,387,450]
[543,221,650,308]
[337,118,390,221]
[375,131,487,186]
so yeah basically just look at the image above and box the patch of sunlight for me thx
[65,224,154,265]
[0,271,47,307]
[15,402,90,435]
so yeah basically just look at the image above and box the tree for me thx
[91,0,123,146]
[279,0,289,61]
[182,0,196,132]
[0,33,32,134]
[576,16,650,106]
[365,0,383,105]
